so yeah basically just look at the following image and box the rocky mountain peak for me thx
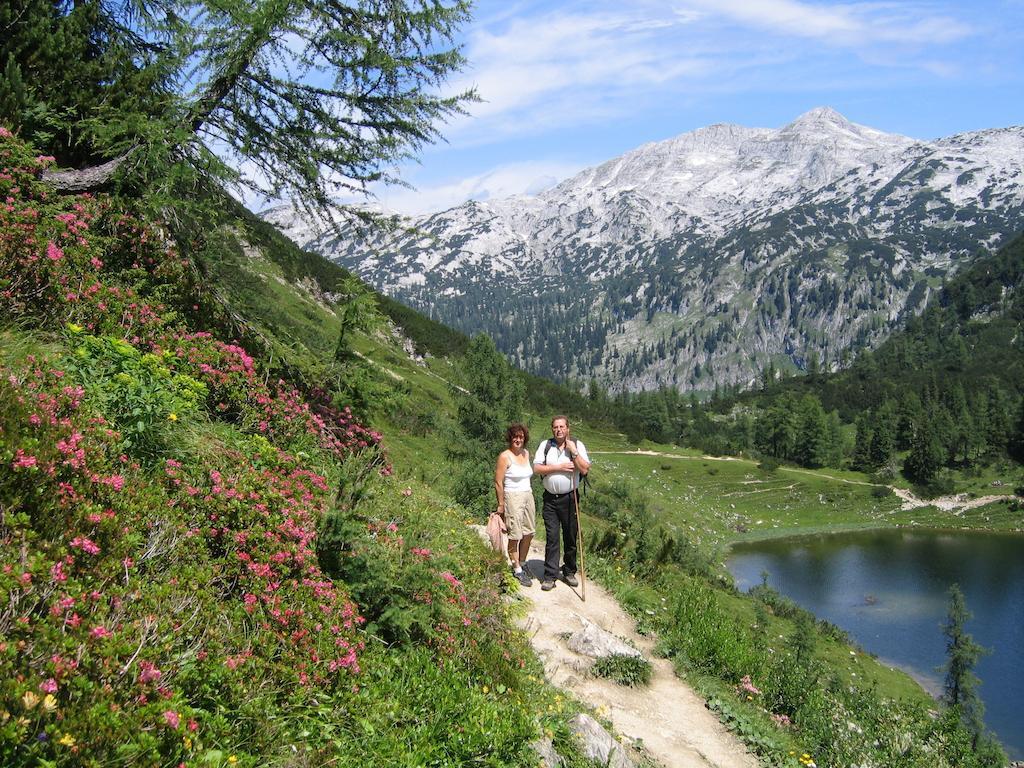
[271,111,1024,394]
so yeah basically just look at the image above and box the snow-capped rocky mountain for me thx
[266,107,1024,392]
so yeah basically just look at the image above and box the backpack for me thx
[542,438,589,493]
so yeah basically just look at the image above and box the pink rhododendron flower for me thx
[163,710,180,729]
[70,536,100,555]
[46,241,63,261]
[138,660,162,683]
[439,571,461,588]
[12,450,37,469]
[39,678,58,693]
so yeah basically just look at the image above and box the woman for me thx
[494,423,536,587]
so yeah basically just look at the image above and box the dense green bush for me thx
[63,331,207,462]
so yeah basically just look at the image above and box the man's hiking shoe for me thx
[541,579,556,591]
[515,569,533,587]
[561,572,579,587]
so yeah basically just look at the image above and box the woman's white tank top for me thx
[504,454,533,492]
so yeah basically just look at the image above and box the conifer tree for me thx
[333,274,382,359]
[824,410,844,468]
[755,396,797,461]
[868,400,897,470]
[944,382,974,464]
[794,394,828,468]
[851,413,875,471]
[983,384,1012,453]
[9,0,475,227]
[449,334,525,513]
[1010,398,1024,462]
[894,391,923,451]
[904,415,945,485]
[942,584,988,749]
[455,334,524,445]
[1,0,173,167]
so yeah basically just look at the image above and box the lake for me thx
[727,529,1024,759]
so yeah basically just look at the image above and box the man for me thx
[533,415,591,591]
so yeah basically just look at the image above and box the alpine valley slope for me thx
[267,107,1024,393]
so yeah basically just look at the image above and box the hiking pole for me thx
[573,486,586,602]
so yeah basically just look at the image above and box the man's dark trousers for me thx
[542,489,578,581]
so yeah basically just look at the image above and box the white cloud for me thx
[375,159,588,215]
[443,5,709,138]
[693,0,972,45]
[435,0,976,150]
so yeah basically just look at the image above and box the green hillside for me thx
[0,130,596,767]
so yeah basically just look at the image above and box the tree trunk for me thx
[40,153,128,192]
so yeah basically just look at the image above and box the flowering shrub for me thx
[0,130,382,467]
[0,128,547,766]
[0,130,385,762]
[0,340,370,762]
[319,479,525,684]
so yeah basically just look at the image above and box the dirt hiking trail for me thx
[517,538,760,768]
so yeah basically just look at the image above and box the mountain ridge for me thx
[268,108,1024,392]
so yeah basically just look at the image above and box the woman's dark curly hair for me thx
[505,422,529,445]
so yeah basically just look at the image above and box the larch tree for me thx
[4,0,475,226]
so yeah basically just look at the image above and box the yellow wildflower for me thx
[42,694,57,713]
[21,691,40,710]
[482,685,489,694]
[59,733,76,747]
[228,756,238,764]
[167,412,178,421]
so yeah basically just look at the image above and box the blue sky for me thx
[372,0,1024,215]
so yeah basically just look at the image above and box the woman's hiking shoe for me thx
[541,579,556,591]
[515,569,533,587]
[561,572,579,587]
